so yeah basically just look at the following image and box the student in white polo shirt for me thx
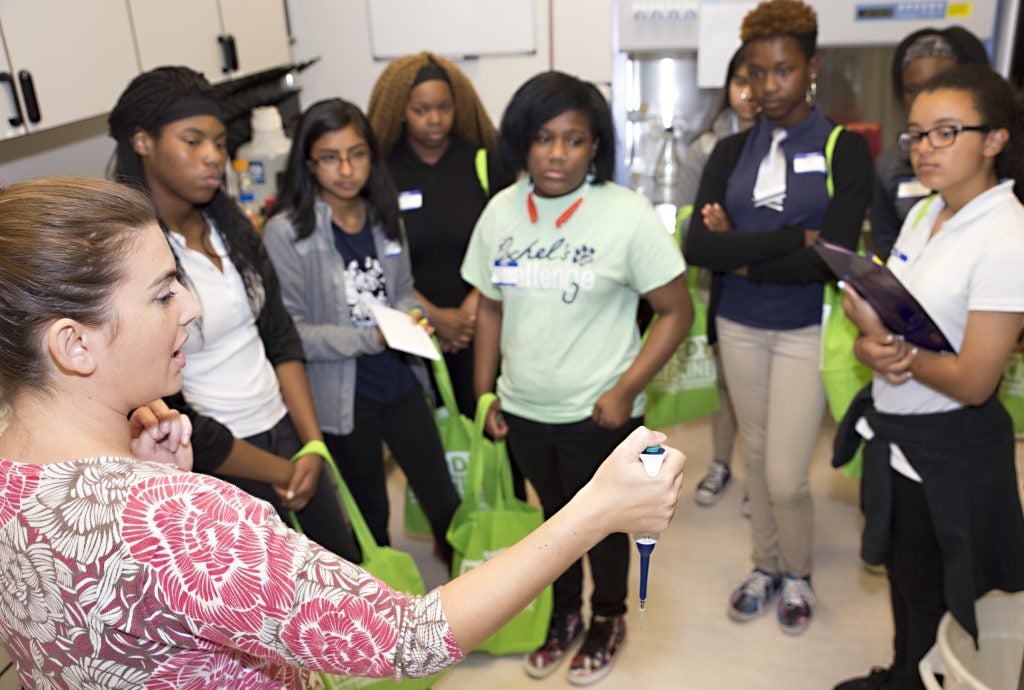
[108,66,358,560]
[834,65,1024,690]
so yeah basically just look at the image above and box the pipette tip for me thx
[639,599,646,626]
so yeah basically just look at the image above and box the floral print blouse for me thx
[0,456,463,688]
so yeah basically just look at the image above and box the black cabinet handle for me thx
[227,34,239,72]
[0,72,23,127]
[18,70,39,123]
[218,34,239,73]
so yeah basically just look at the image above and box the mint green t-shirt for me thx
[461,178,686,423]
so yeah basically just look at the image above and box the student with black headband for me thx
[108,66,358,560]
[369,53,514,418]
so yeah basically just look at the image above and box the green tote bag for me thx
[405,341,475,535]
[445,394,553,655]
[643,267,721,430]
[288,451,442,690]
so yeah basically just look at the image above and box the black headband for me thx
[412,59,451,89]
[149,94,224,130]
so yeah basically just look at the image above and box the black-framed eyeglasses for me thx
[896,124,990,152]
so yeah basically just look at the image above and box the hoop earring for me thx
[806,75,818,105]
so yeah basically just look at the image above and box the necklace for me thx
[527,181,588,229]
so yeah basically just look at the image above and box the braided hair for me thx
[367,52,498,155]
[108,66,266,320]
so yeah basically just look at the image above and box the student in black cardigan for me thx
[684,0,872,636]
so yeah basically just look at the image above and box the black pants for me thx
[220,415,361,562]
[887,470,946,690]
[324,387,460,565]
[504,411,641,618]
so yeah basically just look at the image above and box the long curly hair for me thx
[741,0,818,59]
[367,52,498,155]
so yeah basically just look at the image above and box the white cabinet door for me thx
[0,25,27,141]
[218,0,291,78]
[130,0,290,82]
[0,0,139,132]
[129,0,225,81]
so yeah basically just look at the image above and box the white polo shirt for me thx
[874,180,1024,415]
[169,223,287,439]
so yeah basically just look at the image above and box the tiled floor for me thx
[386,415,1024,690]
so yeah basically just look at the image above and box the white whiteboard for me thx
[366,0,536,59]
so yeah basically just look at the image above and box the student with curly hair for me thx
[869,26,990,258]
[108,66,358,560]
[368,53,514,417]
[684,0,872,634]
[462,71,691,684]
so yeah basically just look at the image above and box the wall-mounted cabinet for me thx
[0,0,140,140]
[0,0,291,142]
[130,0,290,82]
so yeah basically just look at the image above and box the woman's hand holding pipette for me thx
[574,426,685,537]
[440,426,685,651]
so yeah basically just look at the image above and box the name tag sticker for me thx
[896,178,930,199]
[384,240,403,257]
[793,151,826,174]
[398,190,423,211]
[491,259,519,287]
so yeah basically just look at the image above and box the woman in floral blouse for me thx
[0,177,685,688]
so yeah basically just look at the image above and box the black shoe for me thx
[833,666,894,690]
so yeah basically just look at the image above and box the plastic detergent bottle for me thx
[236,106,291,213]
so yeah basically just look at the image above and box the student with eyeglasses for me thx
[833,65,1024,690]
[264,99,460,565]
[869,26,989,259]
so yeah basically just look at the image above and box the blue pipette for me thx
[636,445,666,625]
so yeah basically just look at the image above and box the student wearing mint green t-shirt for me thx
[461,71,690,686]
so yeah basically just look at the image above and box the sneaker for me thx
[728,568,781,622]
[777,574,816,634]
[695,460,731,506]
[523,610,584,679]
[566,615,626,686]
[833,666,894,689]
[741,494,751,518]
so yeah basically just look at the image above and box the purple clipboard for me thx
[813,239,955,352]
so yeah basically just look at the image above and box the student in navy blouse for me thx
[684,0,872,635]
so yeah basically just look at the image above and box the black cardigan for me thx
[834,386,1024,642]
[164,249,306,473]
[683,127,872,343]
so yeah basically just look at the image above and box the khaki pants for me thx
[716,316,825,577]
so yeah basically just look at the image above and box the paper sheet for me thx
[369,304,441,361]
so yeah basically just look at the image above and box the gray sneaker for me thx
[695,460,731,506]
